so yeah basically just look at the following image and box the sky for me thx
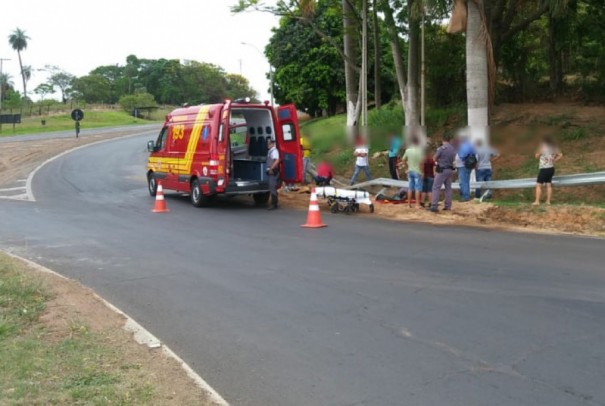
[0,0,279,102]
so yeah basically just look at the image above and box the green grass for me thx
[534,113,573,128]
[561,127,588,141]
[0,110,162,137]
[0,253,156,404]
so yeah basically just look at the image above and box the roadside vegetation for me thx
[0,253,209,404]
[0,108,167,137]
[0,254,151,403]
[302,102,605,205]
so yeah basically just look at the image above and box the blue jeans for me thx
[408,171,422,192]
[458,166,471,201]
[350,165,372,185]
[475,168,492,198]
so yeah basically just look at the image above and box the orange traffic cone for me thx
[301,188,327,228]
[152,181,170,213]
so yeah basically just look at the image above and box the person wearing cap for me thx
[266,138,280,210]
[430,133,456,212]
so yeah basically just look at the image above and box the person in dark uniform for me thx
[430,133,456,212]
[266,138,281,210]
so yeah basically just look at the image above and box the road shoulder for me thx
[0,251,225,405]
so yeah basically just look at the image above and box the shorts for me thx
[422,177,434,193]
[537,167,555,184]
[408,171,422,192]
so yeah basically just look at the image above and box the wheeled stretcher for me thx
[314,187,375,214]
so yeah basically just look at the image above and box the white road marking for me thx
[0,186,27,192]
[25,130,154,202]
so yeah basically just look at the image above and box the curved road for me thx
[1,133,604,405]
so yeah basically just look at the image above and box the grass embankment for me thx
[0,109,167,137]
[301,103,605,205]
[0,253,209,404]
[0,254,155,403]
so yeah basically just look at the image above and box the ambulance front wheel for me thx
[191,179,213,208]
[148,173,158,197]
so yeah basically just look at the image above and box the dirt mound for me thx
[280,189,605,237]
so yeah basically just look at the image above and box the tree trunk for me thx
[548,14,563,96]
[372,0,382,108]
[381,1,407,123]
[466,0,489,142]
[406,0,420,130]
[343,0,361,140]
[17,50,26,99]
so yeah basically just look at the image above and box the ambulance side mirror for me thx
[147,140,156,152]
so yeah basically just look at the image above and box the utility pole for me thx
[0,58,11,113]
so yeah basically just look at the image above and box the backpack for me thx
[464,154,478,169]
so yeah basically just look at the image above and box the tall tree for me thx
[406,0,421,129]
[372,0,382,108]
[381,0,423,129]
[45,66,75,103]
[343,0,361,138]
[8,28,30,99]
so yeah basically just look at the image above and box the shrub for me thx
[118,93,157,113]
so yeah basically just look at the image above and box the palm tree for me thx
[8,28,30,99]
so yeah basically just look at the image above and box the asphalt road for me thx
[1,133,604,406]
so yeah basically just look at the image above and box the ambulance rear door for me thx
[276,104,303,183]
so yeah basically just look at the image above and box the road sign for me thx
[71,109,84,122]
[0,114,21,124]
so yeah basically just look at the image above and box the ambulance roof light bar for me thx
[233,97,252,103]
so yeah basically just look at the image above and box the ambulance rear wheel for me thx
[148,173,157,197]
[191,179,213,208]
[253,192,270,206]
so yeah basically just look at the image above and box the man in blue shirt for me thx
[456,135,476,201]
[387,134,402,180]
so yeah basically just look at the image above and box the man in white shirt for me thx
[266,138,281,210]
[349,143,372,185]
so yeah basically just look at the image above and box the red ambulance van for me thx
[146,100,303,207]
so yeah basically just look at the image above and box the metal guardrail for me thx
[346,171,605,191]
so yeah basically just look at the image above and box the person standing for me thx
[401,136,423,208]
[430,133,456,213]
[421,149,435,207]
[300,134,312,185]
[474,140,500,200]
[349,140,372,185]
[387,134,402,180]
[456,135,476,202]
[533,137,563,206]
[266,138,281,210]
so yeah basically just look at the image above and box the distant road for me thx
[0,133,604,405]
[0,123,159,143]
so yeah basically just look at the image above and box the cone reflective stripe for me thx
[152,182,170,213]
[301,188,326,228]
